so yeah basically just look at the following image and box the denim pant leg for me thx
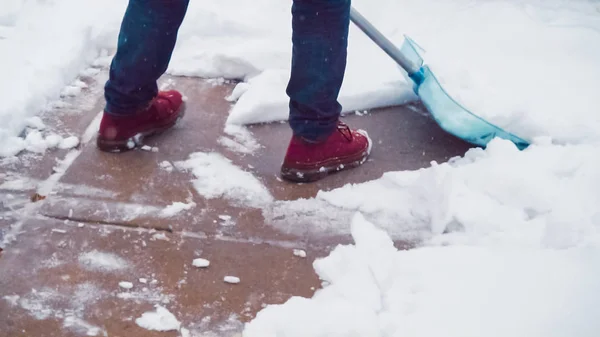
[104,0,190,115]
[286,0,351,141]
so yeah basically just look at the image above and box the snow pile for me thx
[309,138,600,246]
[169,0,415,126]
[243,213,600,337]
[175,152,273,208]
[3,0,599,157]
[171,0,600,145]
[1,0,599,335]
[246,136,600,336]
[0,116,80,157]
[0,0,124,154]
[404,0,600,143]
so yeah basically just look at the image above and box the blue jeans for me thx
[104,0,350,141]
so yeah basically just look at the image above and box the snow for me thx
[141,145,159,152]
[242,113,600,336]
[117,288,174,305]
[78,250,129,272]
[59,136,80,149]
[135,305,181,332]
[243,213,600,337]
[225,82,250,102]
[63,316,103,337]
[1,0,600,335]
[192,258,210,268]
[416,1,600,143]
[25,116,45,130]
[312,138,600,245]
[224,276,241,284]
[3,295,20,306]
[45,133,63,148]
[6,283,105,331]
[159,161,174,172]
[219,124,261,155]
[0,0,124,155]
[175,152,273,208]
[2,0,599,154]
[119,281,133,290]
[293,249,307,258]
[180,327,191,337]
[0,127,80,157]
[160,201,196,217]
[151,232,170,241]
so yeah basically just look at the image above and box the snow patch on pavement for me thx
[175,152,273,208]
[219,124,261,155]
[160,201,197,217]
[63,316,104,337]
[4,282,105,336]
[78,250,130,272]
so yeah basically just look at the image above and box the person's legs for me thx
[286,0,350,141]
[281,0,372,182]
[98,0,189,152]
[104,0,190,115]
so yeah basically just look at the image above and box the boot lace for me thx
[337,121,353,142]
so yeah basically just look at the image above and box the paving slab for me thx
[0,69,473,336]
[0,217,317,336]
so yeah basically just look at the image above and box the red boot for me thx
[281,121,372,182]
[97,90,185,152]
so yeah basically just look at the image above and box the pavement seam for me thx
[37,213,306,250]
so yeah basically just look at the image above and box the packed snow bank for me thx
[0,0,125,153]
[266,137,600,245]
[211,0,600,145]
[246,137,600,335]
[3,0,600,157]
[170,0,419,126]
[409,0,600,143]
[243,213,600,337]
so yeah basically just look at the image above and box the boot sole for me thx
[96,105,186,153]
[280,148,370,183]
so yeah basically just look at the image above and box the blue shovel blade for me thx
[399,36,530,150]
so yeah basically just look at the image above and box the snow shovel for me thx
[349,7,529,150]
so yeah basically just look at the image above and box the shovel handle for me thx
[349,7,420,74]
